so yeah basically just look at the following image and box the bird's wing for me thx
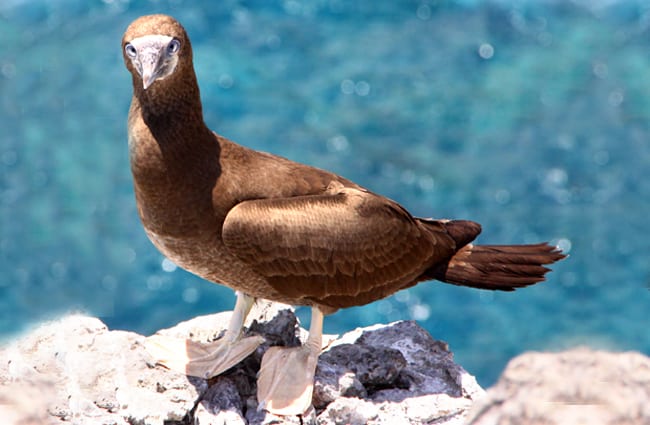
[222,184,456,307]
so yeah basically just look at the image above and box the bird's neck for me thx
[130,70,215,152]
[128,78,223,237]
[128,68,221,181]
[134,71,203,124]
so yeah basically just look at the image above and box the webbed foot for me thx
[146,333,263,378]
[256,307,323,415]
[145,291,262,378]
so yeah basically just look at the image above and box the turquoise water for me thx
[1,0,650,386]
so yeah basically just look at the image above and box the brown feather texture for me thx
[123,14,566,315]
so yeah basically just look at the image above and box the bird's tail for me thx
[424,238,565,291]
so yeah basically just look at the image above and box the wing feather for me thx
[222,186,454,307]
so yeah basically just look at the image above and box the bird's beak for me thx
[139,51,163,90]
[142,71,156,90]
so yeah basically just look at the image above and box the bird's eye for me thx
[167,39,181,55]
[124,43,137,58]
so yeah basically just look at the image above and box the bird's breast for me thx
[144,228,220,276]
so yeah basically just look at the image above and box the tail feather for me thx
[425,242,566,291]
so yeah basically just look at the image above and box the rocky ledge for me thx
[0,302,483,425]
[3,302,647,425]
[466,346,650,425]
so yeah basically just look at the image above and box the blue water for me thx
[2,0,650,386]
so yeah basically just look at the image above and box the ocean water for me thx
[1,0,650,386]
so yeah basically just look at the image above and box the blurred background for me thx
[1,0,649,386]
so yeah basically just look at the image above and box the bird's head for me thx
[122,14,192,91]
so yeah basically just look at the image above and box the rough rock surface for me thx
[466,347,650,425]
[0,303,483,425]
[0,315,207,425]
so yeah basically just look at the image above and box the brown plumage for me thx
[122,14,564,315]
[124,14,566,415]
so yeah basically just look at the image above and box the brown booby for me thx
[122,14,565,416]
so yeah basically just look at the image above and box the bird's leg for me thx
[145,291,264,379]
[257,306,324,416]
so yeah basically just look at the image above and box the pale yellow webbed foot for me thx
[257,307,324,415]
[145,292,262,379]
[145,333,264,378]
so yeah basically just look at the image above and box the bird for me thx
[122,14,565,416]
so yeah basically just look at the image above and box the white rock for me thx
[0,315,206,425]
[466,347,650,425]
